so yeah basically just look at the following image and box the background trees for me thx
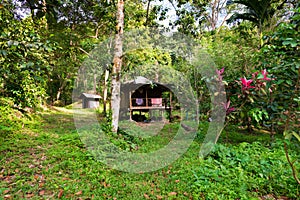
[0,0,298,186]
[0,2,51,108]
[227,0,296,47]
[0,0,298,134]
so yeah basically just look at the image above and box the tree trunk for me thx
[93,72,97,94]
[56,73,71,101]
[111,0,124,132]
[145,0,151,25]
[103,69,109,115]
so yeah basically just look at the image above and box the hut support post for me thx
[169,92,172,121]
[129,91,132,120]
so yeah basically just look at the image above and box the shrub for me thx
[0,98,24,134]
[191,141,299,199]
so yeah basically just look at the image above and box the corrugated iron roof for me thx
[79,93,101,99]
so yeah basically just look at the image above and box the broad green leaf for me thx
[292,131,300,142]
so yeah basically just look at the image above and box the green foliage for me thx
[124,48,172,70]
[227,0,288,38]
[248,108,269,125]
[200,28,258,76]
[0,3,51,108]
[195,28,259,116]
[258,6,300,131]
[192,141,299,199]
[1,109,299,199]
[0,98,24,135]
[284,130,300,142]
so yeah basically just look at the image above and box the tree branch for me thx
[78,47,90,56]
[284,141,300,185]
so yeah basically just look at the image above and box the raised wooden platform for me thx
[130,106,171,110]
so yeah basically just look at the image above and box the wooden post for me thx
[169,92,172,122]
[146,90,148,107]
[129,91,132,120]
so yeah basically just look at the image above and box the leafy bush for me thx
[0,98,24,134]
[0,3,50,108]
[191,141,299,199]
[257,6,300,132]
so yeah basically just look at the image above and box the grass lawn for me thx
[0,108,299,199]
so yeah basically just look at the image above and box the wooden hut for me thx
[79,93,101,109]
[120,77,173,121]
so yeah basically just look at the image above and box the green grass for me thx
[0,108,299,199]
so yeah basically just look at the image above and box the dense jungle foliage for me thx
[0,0,299,199]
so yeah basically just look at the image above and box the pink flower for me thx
[240,77,255,90]
[227,107,235,114]
[252,71,258,79]
[223,100,235,115]
[217,67,224,75]
[216,67,225,81]
[261,69,271,81]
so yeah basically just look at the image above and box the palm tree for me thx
[227,0,288,46]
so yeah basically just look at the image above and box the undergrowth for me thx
[0,107,299,199]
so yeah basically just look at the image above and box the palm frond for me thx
[227,12,259,24]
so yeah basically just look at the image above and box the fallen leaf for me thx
[168,192,177,196]
[3,190,10,194]
[4,195,12,199]
[144,193,150,199]
[278,196,289,200]
[75,191,83,195]
[175,180,180,183]
[39,190,45,196]
[103,182,107,187]
[29,164,35,168]
[26,193,34,198]
[58,189,64,199]
[156,195,163,199]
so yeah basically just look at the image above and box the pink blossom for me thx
[217,67,224,75]
[227,107,235,114]
[216,67,225,81]
[261,69,271,81]
[240,77,255,90]
[223,100,235,114]
[252,71,258,79]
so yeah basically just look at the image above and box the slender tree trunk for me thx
[103,68,109,115]
[111,0,124,132]
[103,38,113,115]
[93,73,97,94]
[145,0,151,25]
[56,74,71,101]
